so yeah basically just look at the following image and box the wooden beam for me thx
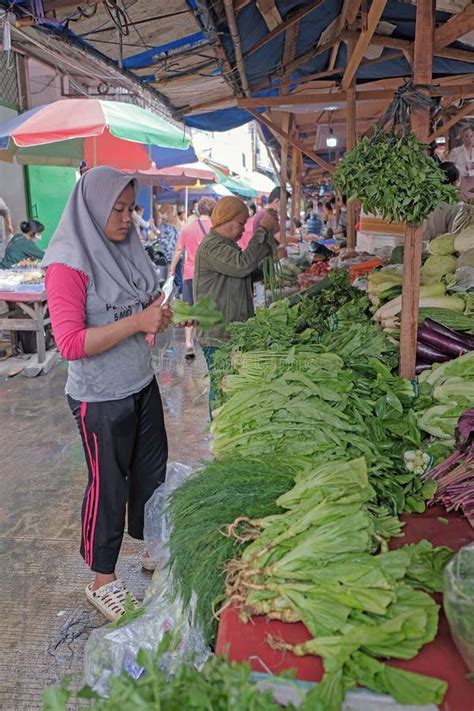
[341,0,388,91]
[237,83,474,109]
[434,3,474,51]
[234,0,253,12]
[329,0,362,70]
[185,77,474,117]
[256,0,283,31]
[283,37,339,76]
[340,29,412,50]
[279,114,291,248]
[290,144,299,237]
[223,0,250,95]
[437,46,474,64]
[281,24,299,90]
[184,96,237,116]
[345,36,357,250]
[238,89,387,108]
[428,101,474,143]
[399,0,435,380]
[340,28,474,63]
[244,0,324,57]
[247,109,335,173]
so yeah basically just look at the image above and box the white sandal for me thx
[85,579,137,622]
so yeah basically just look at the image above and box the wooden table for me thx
[0,288,49,363]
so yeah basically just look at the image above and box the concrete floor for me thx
[0,330,210,710]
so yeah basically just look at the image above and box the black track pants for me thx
[68,378,168,574]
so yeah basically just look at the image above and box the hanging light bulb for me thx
[326,128,337,148]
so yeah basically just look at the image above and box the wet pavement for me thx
[0,329,210,710]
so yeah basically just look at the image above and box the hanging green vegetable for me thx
[333,83,458,225]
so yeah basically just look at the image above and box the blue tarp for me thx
[185,0,474,131]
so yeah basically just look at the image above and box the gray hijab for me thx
[42,167,159,306]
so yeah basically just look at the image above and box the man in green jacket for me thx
[193,195,277,410]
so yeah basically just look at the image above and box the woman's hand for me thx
[136,294,173,334]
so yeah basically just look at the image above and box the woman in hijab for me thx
[43,167,172,621]
[193,196,276,409]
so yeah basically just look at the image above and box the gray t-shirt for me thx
[66,279,154,402]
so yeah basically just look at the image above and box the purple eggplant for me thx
[418,324,472,358]
[416,341,451,363]
[415,360,433,374]
[424,319,474,349]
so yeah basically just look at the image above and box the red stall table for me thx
[216,507,474,711]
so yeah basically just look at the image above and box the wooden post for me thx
[290,146,299,238]
[279,114,290,247]
[346,38,357,249]
[399,0,435,379]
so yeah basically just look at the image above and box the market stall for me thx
[0,267,50,367]
[71,266,474,710]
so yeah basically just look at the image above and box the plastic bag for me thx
[84,567,210,695]
[83,461,210,696]
[444,542,474,672]
[143,461,194,565]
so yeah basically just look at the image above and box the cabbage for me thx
[457,248,474,268]
[428,233,455,256]
[454,227,474,254]
[420,254,457,284]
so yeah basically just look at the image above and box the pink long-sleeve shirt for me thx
[45,264,89,360]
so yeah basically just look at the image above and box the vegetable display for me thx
[211,269,379,407]
[212,346,433,515]
[415,318,473,371]
[222,457,451,710]
[167,456,297,642]
[416,352,474,442]
[422,409,474,525]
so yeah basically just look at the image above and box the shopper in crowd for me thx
[132,204,152,243]
[168,196,216,360]
[0,195,14,258]
[0,219,45,269]
[177,209,186,230]
[449,125,474,199]
[158,204,183,293]
[43,167,172,621]
[423,161,461,241]
[253,186,289,242]
[238,202,258,248]
[322,201,334,225]
[194,196,277,410]
[187,199,199,222]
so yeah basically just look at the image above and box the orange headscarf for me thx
[211,196,249,228]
